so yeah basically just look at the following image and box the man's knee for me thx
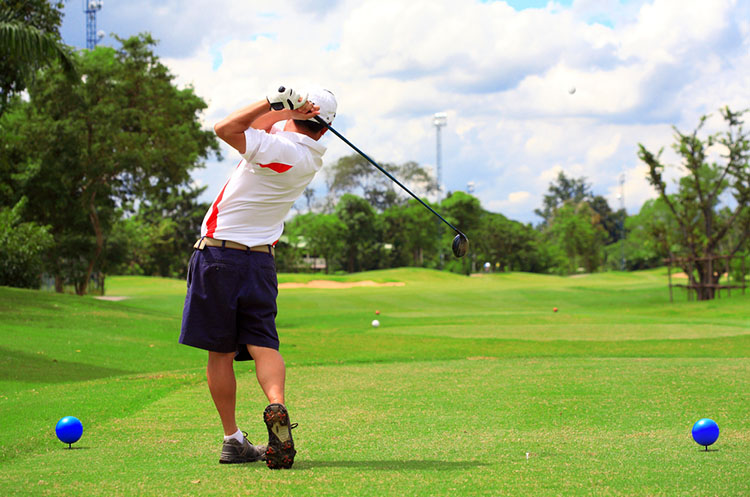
[208,350,235,366]
[246,344,283,361]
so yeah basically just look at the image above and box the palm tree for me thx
[0,6,77,115]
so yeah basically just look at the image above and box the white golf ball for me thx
[568,87,576,95]
[371,319,380,328]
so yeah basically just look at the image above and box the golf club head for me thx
[452,233,469,258]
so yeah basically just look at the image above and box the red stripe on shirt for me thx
[205,161,241,237]
[259,162,293,173]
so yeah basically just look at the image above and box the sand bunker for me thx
[94,296,130,301]
[670,272,727,280]
[279,280,405,289]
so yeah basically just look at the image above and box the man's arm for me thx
[213,100,271,154]
[250,108,294,134]
[214,86,318,153]
[250,103,321,133]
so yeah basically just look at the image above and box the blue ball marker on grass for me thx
[56,416,83,448]
[692,418,719,450]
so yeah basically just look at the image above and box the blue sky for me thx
[58,0,750,223]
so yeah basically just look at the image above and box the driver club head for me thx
[452,233,469,258]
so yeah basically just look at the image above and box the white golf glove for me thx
[267,85,307,111]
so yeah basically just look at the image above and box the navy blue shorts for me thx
[179,246,278,361]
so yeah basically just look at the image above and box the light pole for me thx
[433,112,447,202]
[433,112,447,267]
[84,0,104,50]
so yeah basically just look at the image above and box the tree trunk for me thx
[77,192,104,296]
[49,231,65,293]
[694,259,721,301]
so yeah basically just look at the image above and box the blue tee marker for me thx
[56,416,83,448]
[692,418,719,450]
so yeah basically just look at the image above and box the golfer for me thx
[179,86,336,469]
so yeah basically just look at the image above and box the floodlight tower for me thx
[433,112,447,202]
[84,0,104,50]
[433,112,447,268]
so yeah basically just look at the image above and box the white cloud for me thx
[488,189,532,206]
[60,0,750,224]
[586,132,621,164]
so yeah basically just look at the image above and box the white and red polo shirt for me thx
[200,124,326,247]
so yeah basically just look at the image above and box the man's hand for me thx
[289,100,320,121]
[249,100,320,133]
[267,86,307,111]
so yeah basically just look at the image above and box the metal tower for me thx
[433,112,447,202]
[433,112,447,268]
[84,0,104,50]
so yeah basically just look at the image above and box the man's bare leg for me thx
[248,344,296,469]
[246,345,285,405]
[206,351,238,436]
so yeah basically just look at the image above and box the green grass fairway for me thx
[1,268,748,496]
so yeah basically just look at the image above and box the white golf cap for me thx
[306,87,337,125]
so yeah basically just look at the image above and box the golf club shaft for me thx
[314,116,464,236]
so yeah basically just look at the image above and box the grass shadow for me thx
[293,459,487,471]
[0,347,129,384]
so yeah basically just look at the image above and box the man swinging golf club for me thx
[179,85,336,469]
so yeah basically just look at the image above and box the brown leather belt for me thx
[194,237,274,256]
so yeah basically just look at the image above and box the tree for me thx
[0,1,76,116]
[589,195,626,245]
[381,199,440,268]
[297,213,347,273]
[613,197,678,270]
[534,171,592,226]
[107,185,210,277]
[8,34,220,294]
[0,198,53,288]
[546,202,607,273]
[535,172,624,272]
[475,212,552,273]
[335,194,382,272]
[441,191,483,235]
[326,154,437,211]
[508,222,560,273]
[273,229,304,273]
[300,187,316,213]
[441,191,483,274]
[639,107,750,300]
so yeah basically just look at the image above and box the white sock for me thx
[224,429,244,444]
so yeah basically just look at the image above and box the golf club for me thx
[314,116,469,258]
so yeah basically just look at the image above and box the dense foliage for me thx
[1,34,219,293]
[280,181,561,275]
[0,198,53,288]
[0,0,76,116]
